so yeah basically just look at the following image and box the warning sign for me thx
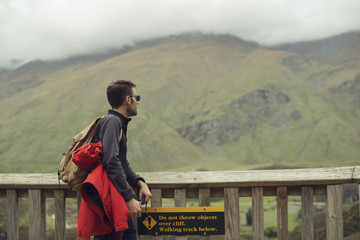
[142,215,157,230]
[137,206,224,236]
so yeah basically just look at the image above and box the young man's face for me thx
[127,87,139,117]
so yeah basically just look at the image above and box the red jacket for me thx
[73,141,103,171]
[75,143,129,239]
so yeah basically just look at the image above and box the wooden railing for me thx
[1,166,359,240]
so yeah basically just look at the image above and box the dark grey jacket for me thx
[92,110,144,202]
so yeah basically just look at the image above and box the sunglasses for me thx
[130,95,141,102]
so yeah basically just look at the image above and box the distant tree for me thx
[246,208,252,226]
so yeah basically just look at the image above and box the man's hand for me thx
[126,198,142,218]
[138,180,152,204]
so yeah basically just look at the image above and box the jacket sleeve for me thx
[124,161,145,187]
[98,117,135,202]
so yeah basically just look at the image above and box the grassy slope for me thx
[0,33,359,173]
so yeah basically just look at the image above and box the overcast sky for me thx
[1,0,360,69]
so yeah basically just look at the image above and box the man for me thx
[92,80,152,239]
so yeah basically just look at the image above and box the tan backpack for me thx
[58,117,104,192]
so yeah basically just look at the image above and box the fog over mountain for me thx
[1,0,360,69]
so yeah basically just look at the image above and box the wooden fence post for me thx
[277,187,288,240]
[7,189,19,240]
[29,189,46,240]
[252,187,264,240]
[150,188,163,240]
[326,185,343,240]
[174,189,187,240]
[55,190,66,240]
[301,186,314,240]
[199,188,211,240]
[224,187,240,240]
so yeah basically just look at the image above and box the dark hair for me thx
[107,80,136,109]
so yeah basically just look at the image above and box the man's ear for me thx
[125,96,131,104]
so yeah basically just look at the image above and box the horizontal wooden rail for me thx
[1,166,358,188]
[0,166,359,240]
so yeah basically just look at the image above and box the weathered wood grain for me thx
[301,186,314,240]
[199,188,211,207]
[199,188,211,240]
[7,190,19,240]
[224,187,240,240]
[252,187,264,240]
[174,188,186,207]
[277,187,288,240]
[352,166,360,183]
[55,190,66,240]
[0,167,356,189]
[0,167,358,240]
[174,189,187,240]
[150,189,162,240]
[28,189,46,240]
[151,188,162,208]
[160,185,326,198]
[174,188,187,240]
[326,185,343,240]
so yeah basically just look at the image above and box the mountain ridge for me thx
[0,31,359,173]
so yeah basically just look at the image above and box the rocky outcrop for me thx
[178,89,294,145]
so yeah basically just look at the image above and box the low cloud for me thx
[1,0,360,68]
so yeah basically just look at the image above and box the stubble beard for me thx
[128,106,137,117]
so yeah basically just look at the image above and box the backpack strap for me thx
[104,114,123,143]
[118,128,123,143]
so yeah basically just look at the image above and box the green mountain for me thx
[0,32,359,173]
